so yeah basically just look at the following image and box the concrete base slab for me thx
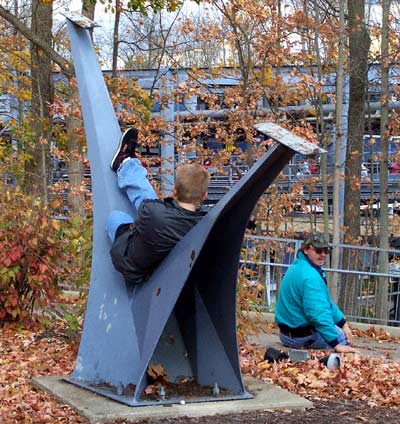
[32,376,312,423]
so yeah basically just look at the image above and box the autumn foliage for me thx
[241,342,400,409]
[1,320,399,423]
[0,322,84,423]
[0,188,61,322]
[0,182,91,325]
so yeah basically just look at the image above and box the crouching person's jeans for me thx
[279,326,347,349]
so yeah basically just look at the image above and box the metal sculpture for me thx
[64,15,323,406]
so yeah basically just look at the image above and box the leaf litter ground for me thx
[1,320,399,423]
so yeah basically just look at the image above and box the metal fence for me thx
[241,235,400,327]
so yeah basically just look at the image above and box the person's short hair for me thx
[175,162,210,204]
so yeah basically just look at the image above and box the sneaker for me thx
[111,127,139,172]
[263,347,289,363]
[320,353,342,370]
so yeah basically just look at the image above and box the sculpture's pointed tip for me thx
[62,11,101,29]
[254,121,327,156]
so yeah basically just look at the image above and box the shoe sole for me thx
[110,128,132,171]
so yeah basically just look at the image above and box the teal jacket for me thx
[275,251,345,347]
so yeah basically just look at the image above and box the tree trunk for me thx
[112,0,121,78]
[25,0,53,201]
[312,0,329,242]
[331,0,346,302]
[376,0,391,323]
[66,86,86,218]
[339,0,370,314]
[0,5,71,76]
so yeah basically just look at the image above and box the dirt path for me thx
[119,400,400,423]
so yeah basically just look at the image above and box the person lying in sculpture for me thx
[107,128,210,284]
[275,231,358,353]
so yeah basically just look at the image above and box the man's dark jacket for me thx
[110,198,206,284]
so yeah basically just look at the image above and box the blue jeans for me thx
[279,325,347,349]
[106,158,158,242]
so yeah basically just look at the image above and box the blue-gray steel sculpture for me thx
[64,15,323,406]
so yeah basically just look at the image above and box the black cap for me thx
[303,231,329,248]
